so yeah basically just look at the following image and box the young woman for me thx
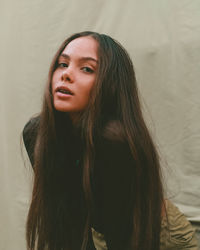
[23,31,198,250]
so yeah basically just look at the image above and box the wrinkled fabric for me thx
[160,200,198,249]
[191,222,200,248]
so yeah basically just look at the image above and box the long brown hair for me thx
[26,31,164,250]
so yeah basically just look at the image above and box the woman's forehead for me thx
[61,36,99,61]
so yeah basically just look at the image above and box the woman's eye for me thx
[58,62,68,68]
[82,67,94,73]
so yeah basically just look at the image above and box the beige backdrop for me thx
[0,0,200,249]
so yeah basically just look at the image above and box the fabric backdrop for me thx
[0,0,200,249]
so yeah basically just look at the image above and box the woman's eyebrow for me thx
[59,54,70,60]
[59,53,98,63]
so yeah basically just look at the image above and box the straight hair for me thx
[26,31,164,250]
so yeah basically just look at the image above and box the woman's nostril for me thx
[61,72,71,82]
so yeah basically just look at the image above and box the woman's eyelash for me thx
[82,67,94,73]
[58,62,68,67]
[57,63,94,73]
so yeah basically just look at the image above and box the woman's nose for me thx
[61,68,74,83]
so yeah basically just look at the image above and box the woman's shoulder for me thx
[102,120,126,143]
[23,115,40,136]
[94,120,134,176]
[23,115,40,146]
[160,199,198,249]
[23,115,40,165]
[96,119,130,157]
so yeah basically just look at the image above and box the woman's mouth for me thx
[55,86,74,96]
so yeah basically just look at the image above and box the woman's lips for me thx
[55,86,74,95]
[56,92,73,98]
[54,87,74,99]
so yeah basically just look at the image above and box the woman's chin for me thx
[53,101,73,113]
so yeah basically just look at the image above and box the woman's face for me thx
[52,36,98,121]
